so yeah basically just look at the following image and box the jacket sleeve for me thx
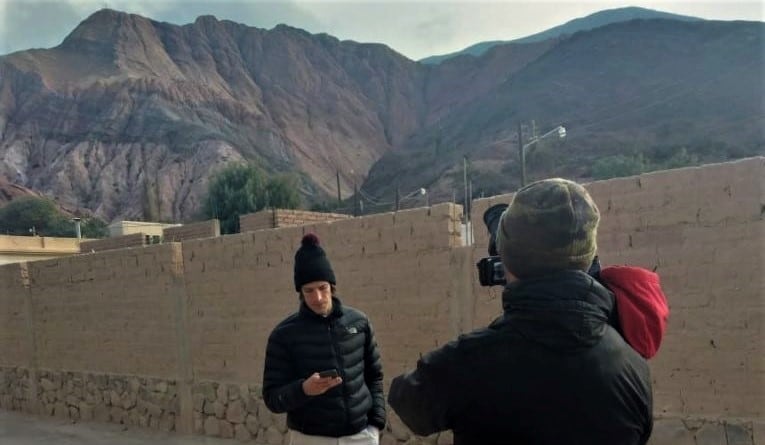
[262,329,311,413]
[364,319,387,429]
[639,380,654,445]
[388,341,457,436]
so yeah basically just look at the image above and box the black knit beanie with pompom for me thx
[293,233,336,292]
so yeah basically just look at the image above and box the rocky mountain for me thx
[419,7,700,65]
[0,178,42,207]
[0,9,427,221]
[0,9,762,221]
[365,19,765,201]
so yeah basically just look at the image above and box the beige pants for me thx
[289,426,379,445]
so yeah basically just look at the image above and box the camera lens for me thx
[483,204,508,256]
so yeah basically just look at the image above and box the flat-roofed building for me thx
[0,235,81,265]
[107,220,181,244]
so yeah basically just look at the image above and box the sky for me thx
[0,0,763,60]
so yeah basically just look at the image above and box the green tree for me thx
[591,154,648,180]
[202,163,301,234]
[80,218,109,238]
[0,196,108,238]
[46,216,108,238]
[264,174,301,209]
[656,147,699,170]
[0,197,61,236]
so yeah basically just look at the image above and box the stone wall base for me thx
[2,367,760,444]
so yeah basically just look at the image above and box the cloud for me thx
[1,0,519,59]
[1,1,84,54]
[288,1,610,60]
[294,2,468,59]
[414,15,454,39]
[129,1,323,31]
[1,1,763,59]
[0,0,324,55]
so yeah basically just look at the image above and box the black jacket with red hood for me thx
[389,270,653,445]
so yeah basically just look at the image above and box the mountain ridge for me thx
[0,9,762,222]
[367,18,764,201]
[419,6,702,64]
[0,9,428,220]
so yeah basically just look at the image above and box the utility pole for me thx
[353,181,359,216]
[463,156,470,244]
[518,122,527,187]
[336,171,342,206]
[468,180,473,245]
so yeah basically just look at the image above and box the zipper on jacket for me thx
[327,319,350,429]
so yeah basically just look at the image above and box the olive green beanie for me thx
[496,178,600,279]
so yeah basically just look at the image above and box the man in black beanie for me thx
[262,233,386,444]
[388,178,653,445]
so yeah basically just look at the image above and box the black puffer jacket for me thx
[389,270,652,445]
[262,297,385,437]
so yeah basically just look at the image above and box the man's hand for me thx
[302,372,343,396]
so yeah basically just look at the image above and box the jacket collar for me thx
[497,270,616,350]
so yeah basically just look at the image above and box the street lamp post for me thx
[518,123,526,187]
[397,187,427,211]
[72,217,82,240]
[518,124,566,186]
[349,169,359,216]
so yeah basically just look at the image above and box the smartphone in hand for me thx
[318,369,339,378]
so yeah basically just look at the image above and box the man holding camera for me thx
[262,233,386,444]
[388,178,653,445]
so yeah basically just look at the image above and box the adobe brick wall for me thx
[237,210,274,232]
[79,233,146,253]
[239,209,351,232]
[25,244,185,378]
[471,158,764,422]
[163,219,220,242]
[182,203,463,384]
[470,157,764,444]
[273,209,351,227]
[0,158,762,445]
[0,262,31,369]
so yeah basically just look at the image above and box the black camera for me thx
[477,256,506,287]
[476,204,510,287]
[476,203,601,287]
